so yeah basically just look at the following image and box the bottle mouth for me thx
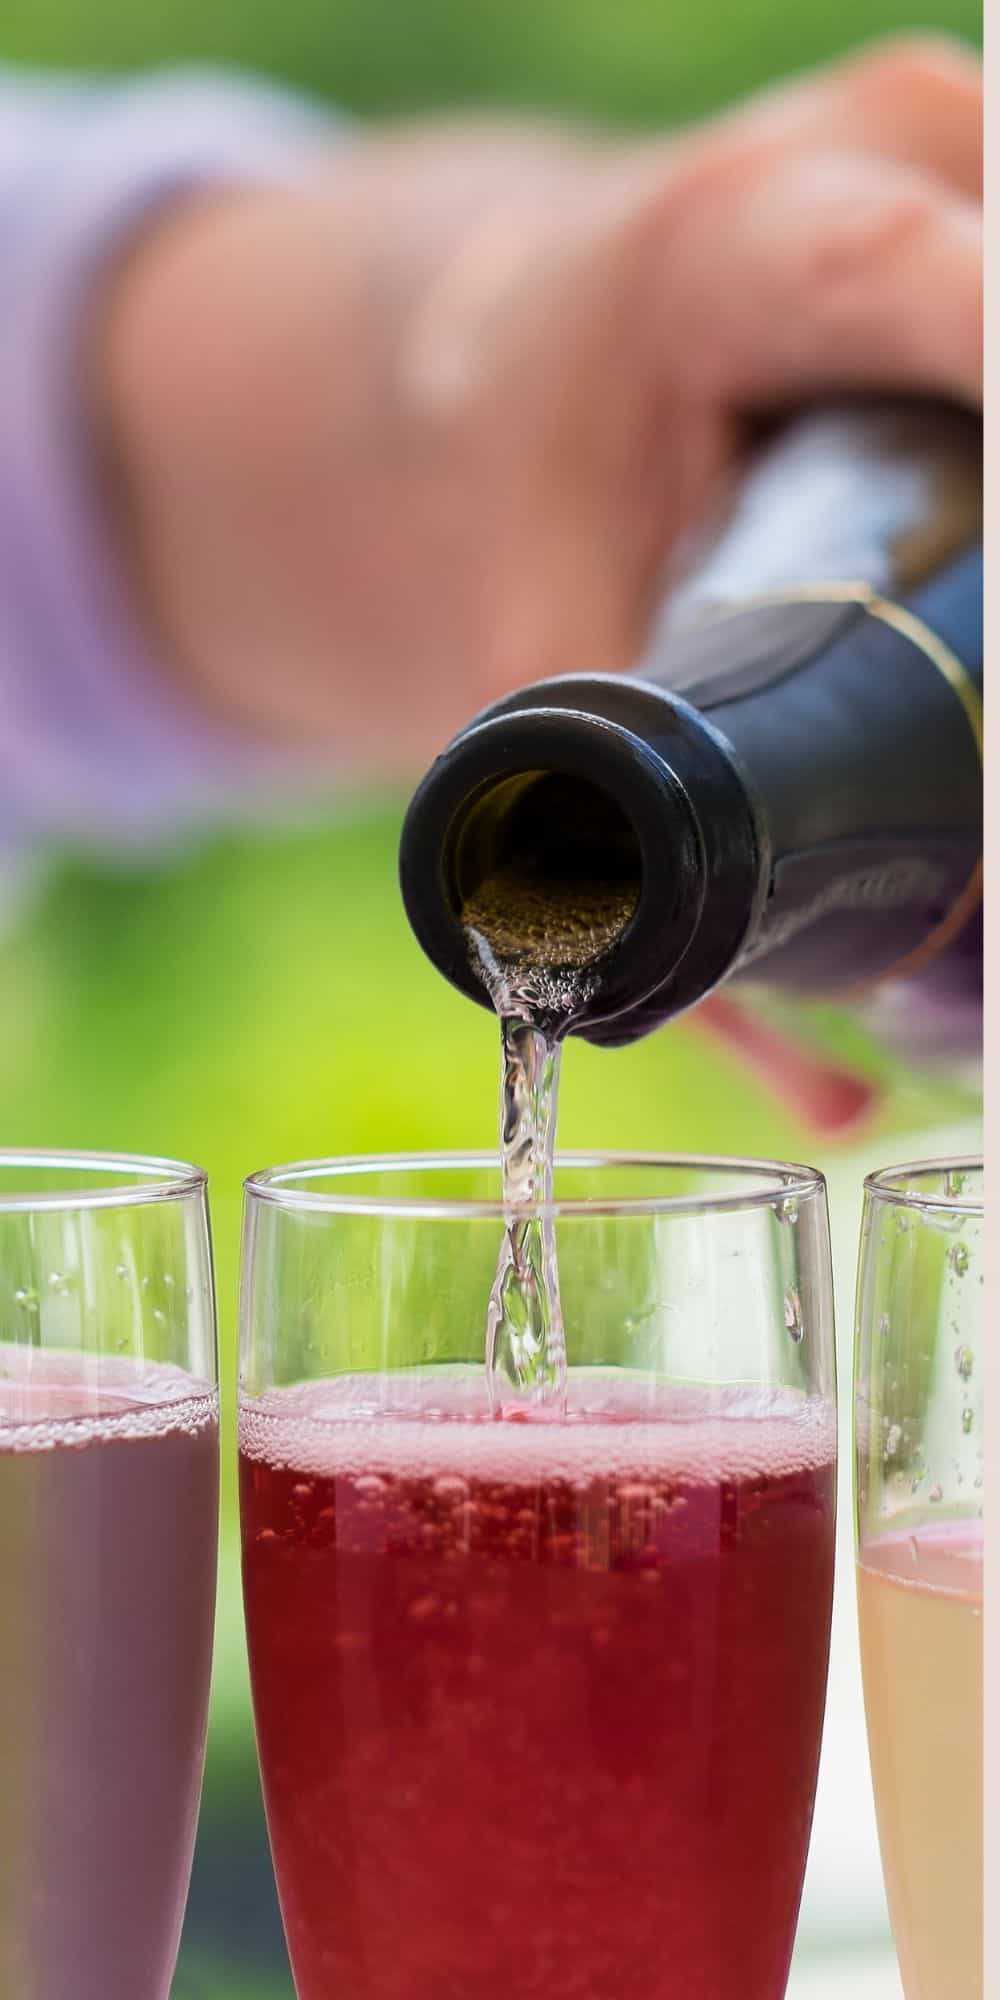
[399,703,707,1029]
[452,769,643,973]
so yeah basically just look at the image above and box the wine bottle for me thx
[399,401,982,1048]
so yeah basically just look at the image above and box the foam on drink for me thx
[239,1368,836,1481]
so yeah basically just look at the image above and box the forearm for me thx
[93,121,646,763]
[96,43,982,780]
[4,37,980,852]
[94,181,378,752]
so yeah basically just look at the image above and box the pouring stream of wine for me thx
[464,863,638,1414]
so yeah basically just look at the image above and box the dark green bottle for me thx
[400,402,982,1046]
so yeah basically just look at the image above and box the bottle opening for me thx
[450,771,643,973]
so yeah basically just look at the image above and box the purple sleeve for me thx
[0,67,342,860]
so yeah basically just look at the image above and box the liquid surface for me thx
[0,1347,219,2000]
[462,863,638,975]
[858,1520,983,2000]
[241,1372,836,2000]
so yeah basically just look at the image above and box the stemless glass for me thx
[240,1152,837,2000]
[0,1153,219,2000]
[855,1158,984,2000]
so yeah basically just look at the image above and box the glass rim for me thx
[244,1150,825,1221]
[863,1154,983,1217]
[0,1150,207,1214]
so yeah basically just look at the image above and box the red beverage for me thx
[241,1373,835,2000]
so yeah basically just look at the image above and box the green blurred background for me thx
[0,2,980,1994]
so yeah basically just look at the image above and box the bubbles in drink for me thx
[462,863,637,976]
[948,1241,970,1277]
[433,1474,469,1502]
[239,1373,836,2000]
[783,1288,804,1343]
[955,1345,974,1381]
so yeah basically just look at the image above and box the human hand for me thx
[98,36,981,764]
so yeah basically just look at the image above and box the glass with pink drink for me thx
[240,1153,837,1999]
[855,1158,983,2000]
[0,1153,219,2000]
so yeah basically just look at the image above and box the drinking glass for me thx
[240,1152,837,2000]
[855,1158,983,2000]
[0,1152,219,2000]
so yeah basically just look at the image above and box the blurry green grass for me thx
[3,0,981,125]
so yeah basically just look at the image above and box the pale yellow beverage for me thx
[858,1519,983,2000]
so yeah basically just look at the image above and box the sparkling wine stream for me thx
[463,860,637,1412]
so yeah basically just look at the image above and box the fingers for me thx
[754,151,981,404]
[712,34,982,201]
[664,148,982,409]
[821,36,982,198]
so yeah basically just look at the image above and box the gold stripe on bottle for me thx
[757,582,984,756]
[713,582,983,990]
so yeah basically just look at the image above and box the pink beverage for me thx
[241,1372,836,2000]
[858,1521,983,2000]
[0,1346,219,2000]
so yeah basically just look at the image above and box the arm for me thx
[99,37,981,772]
[1,38,982,854]
[0,65,332,855]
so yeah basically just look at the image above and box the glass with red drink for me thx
[239,1153,836,2000]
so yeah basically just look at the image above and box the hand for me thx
[98,35,981,764]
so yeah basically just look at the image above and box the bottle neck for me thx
[655,556,982,1006]
[399,548,982,1046]
[400,400,982,1047]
